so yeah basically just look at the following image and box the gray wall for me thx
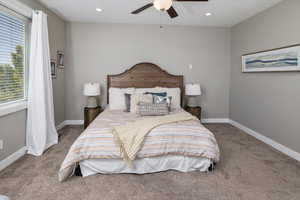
[0,0,65,161]
[230,0,300,153]
[0,111,26,161]
[65,23,231,120]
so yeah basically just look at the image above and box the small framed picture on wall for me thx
[57,50,64,69]
[51,59,56,78]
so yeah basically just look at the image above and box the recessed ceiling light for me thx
[96,8,102,12]
[205,12,212,16]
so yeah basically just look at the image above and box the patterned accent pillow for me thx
[130,94,153,113]
[155,87,181,109]
[153,96,172,112]
[138,102,169,116]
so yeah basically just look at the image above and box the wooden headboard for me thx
[107,62,184,106]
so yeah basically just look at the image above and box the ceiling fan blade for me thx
[167,6,179,18]
[131,3,154,14]
[176,0,208,1]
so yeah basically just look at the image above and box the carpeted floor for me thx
[1,124,300,200]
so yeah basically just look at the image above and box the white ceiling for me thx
[38,0,283,27]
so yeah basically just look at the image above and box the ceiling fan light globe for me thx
[153,0,172,11]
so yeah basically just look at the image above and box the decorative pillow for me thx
[155,87,181,108]
[138,102,169,116]
[109,88,135,110]
[144,92,167,97]
[130,93,153,113]
[124,93,131,112]
[153,96,172,112]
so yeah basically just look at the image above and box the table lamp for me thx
[185,83,202,107]
[83,83,100,108]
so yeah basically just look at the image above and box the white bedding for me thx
[80,156,211,177]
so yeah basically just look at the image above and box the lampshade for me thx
[83,83,100,96]
[153,0,172,11]
[185,83,202,96]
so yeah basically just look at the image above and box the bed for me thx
[59,63,220,181]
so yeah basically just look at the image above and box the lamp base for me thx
[86,96,98,108]
[187,96,198,107]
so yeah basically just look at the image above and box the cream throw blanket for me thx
[112,112,198,164]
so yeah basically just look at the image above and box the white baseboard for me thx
[0,146,27,172]
[56,120,84,130]
[229,119,300,162]
[56,121,67,130]
[64,120,84,125]
[201,118,230,123]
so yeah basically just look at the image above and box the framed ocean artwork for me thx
[242,44,300,72]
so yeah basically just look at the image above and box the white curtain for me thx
[26,11,58,156]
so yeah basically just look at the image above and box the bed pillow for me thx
[125,92,166,112]
[135,88,160,94]
[155,87,181,109]
[138,102,169,116]
[144,92,167,97]
[153,96,172,112]
[109,87,135,110]
[130,93,153,113]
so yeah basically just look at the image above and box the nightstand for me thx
[84,106,103,129]
[185,106,202,121]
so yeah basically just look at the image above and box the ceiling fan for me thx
[131,0,209,19]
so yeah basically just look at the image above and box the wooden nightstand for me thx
[185,106,202,121]
[84,106,103,129]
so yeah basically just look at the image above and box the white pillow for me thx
[109,87,135,110]
[134,88,160,94]
[130,93,153,113]
[155,87,181,108]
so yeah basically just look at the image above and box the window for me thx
[0,6,29,106]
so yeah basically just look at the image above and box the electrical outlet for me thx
[0,140,3,150]
[189,64,193,70]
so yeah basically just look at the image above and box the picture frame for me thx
[242,44,300,72]
[51,59,56,78]
[57,50,64,69]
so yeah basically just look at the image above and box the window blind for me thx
[0,10,26,104]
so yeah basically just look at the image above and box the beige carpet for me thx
[1,124,300,200]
